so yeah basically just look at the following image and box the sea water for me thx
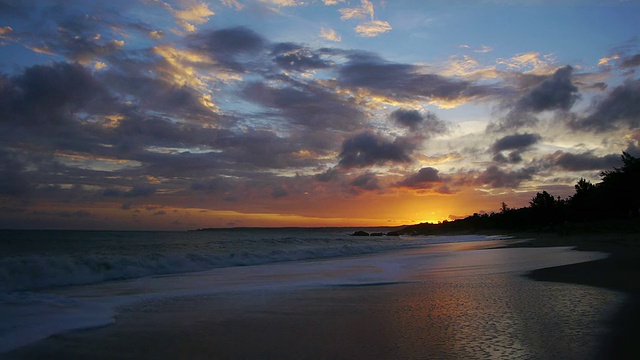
[0,229,611,355]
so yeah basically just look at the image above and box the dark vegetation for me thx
[402,152,640,235]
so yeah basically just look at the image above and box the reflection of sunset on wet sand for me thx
[4,240,623,359]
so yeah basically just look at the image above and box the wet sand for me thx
[4,279,623,359]
[506,232,640,359]
[5,238,633,359]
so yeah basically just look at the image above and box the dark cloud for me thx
[103,185,157,198]
[271,43,333,72]
[390,109,448,134]
[585,82,608,91]
[619,53,640,69]
[103,71,212,118]
[0,150,30,196]
[216,128,317,169]
[394,167,442,189]
[0,1,29,17]
[338,53,489,102]
[186,26,266,71]
[54,28,124,64]
[476,166,536,188]
[391,109,422,128]
[571,78,640,132]
[1,62,112,126]
[548,151,621,171]
[31,210,94,219]
[491,66,579,131]
[271,187,289,198]
[338,132,413,168]
[349,172,380,192]
[191,178,233,193]
[491,133,541,153]
[243,81,365,131]
[516,66,579,113]
[314,168,342,182]
[0,3,133,65]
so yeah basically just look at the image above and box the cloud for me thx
[490,133,541,164]
[242,81,365,131]
[0,25,13,38]
[349,172,380,192]
[338,132,413,168]
[475,45,493,53]
[571,78,640,132]
[31,210,94,219]
[475,166,536,188]
[186,26,266,71]
[339,0,374,20]
[314,168,342,182]
[103,185,157,198]
[515,66,579,113]
[491,133,541,153]
[598,53,640,69]
[598,54,620,67]
[271,42,334,71]
[320,27,341,42]
[547,151,622,171]
[149,30,166,39]
[0,150,30,196]
[191,177,234,193]
[339,0,391,37]
[394,167,442,189]
[338,53,488,105]
[390,108,448,134]
[619,53,640,69]
[491,65,579,131]
[221,0,244,10]
[497,52,555,74]
[1,62,112,126]
[8,11,127,65]
[271,186,289,198]
[163,0,215,32]
[354,20,392,38]
[259,0,306,7]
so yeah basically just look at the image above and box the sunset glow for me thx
[1,1,639,230]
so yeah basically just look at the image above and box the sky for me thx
[1,0,639,230]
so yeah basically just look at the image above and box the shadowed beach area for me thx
[4,234,639,359]
[505,232,640,359]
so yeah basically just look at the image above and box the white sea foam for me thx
[0,292,116,353]
[0,232,496,293]
[0,231,518,354]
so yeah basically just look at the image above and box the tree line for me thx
[402,152,640,235]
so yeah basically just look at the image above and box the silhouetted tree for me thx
[599,152,640,218]
[529,191,556,210]
[401,152,639,235]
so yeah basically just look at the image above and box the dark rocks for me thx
[349,230,402,237]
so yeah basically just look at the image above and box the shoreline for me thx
[4,232,638,359]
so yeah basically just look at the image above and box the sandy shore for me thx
[4,234,639,359]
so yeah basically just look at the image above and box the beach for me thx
[3,233,638,359]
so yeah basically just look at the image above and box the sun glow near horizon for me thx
[0,1,638,230]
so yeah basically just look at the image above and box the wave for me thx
[0,241,415,293]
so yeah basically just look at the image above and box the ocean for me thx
[0,229,622,358]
